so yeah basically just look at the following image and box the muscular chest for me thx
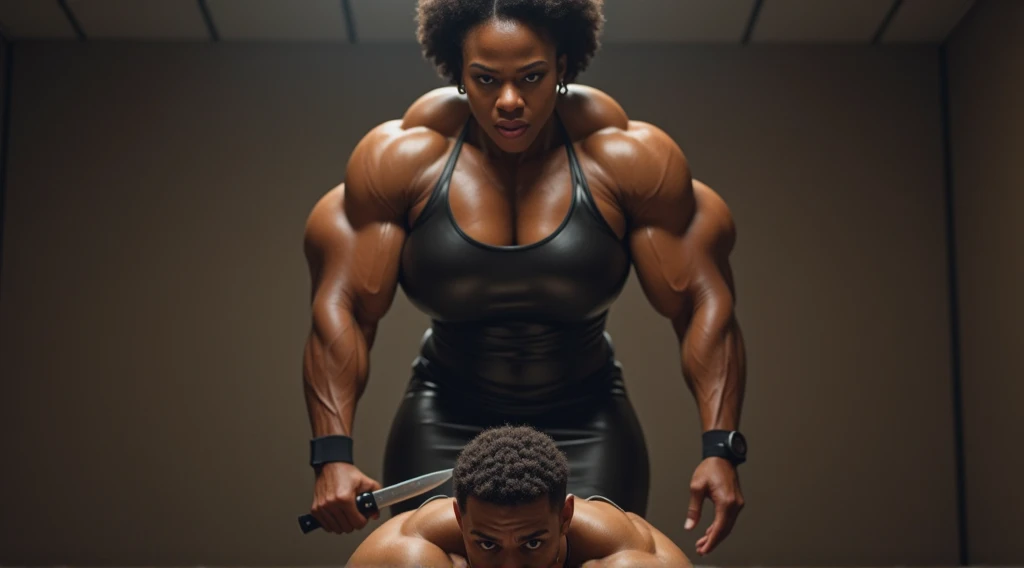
[410,143,625,247]
[399,140,633,323]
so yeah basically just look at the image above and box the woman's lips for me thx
[496,123,529,139]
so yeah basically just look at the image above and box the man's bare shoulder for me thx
[569,499,653,555]
[347,498,462,567]
[570,498,690,566]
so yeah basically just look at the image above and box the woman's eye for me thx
[524,539,544,550]
[524,73,542,83]
[477,75,495,85]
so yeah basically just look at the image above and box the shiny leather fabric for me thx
[398,116,632,388]
[382,359,651,517]
[389,117,648,516]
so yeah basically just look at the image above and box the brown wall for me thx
[947,0,1024,563]
[0,42,958,566]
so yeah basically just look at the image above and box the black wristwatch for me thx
[702,430,747,466]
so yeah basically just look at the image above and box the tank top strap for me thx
[409,118,472,231]
[554,113,622,240]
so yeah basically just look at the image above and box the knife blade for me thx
[298,468,453,534]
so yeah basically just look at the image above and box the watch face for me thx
[729,432,747,456]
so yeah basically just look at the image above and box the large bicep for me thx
[305,123,448,326]
[629,179,737,331]
[304,185,405,339]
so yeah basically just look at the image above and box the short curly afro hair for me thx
[416,0,604,87]
[453,425,570,511]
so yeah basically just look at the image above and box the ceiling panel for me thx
[751,0,894,43]
[66,0,208,40]
[881,0,975,43]
[0,0,77,39]
[207,0,347,42]
[349,0,418,42]
[603,0,756,43]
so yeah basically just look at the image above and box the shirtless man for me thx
[346,425,691,567]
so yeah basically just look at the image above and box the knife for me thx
[298,468,453,534]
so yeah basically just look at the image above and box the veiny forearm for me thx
[678,297,746,433]
[303,304,371,437]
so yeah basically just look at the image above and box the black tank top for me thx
[399,116,631,400]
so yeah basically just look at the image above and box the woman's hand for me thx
[309,462,382,533]
[685,457,745,556]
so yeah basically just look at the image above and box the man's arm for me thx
[302,121,450,533]
[589,121,746,556]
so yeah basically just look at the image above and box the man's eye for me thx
[524,539,544,550]
[478,540,498,551]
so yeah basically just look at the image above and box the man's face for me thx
[455,495,573,568]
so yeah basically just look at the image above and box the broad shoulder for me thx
[401,497,464,546]
[401,87,472,136]
[569,498,657,559]
[582,120,690,195]
[343,118,452,218]
[347,498,463,566]
[557,84,630,137]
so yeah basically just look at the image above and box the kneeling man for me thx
[347,425,690,567]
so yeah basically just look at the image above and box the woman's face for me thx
[461,17,566,154]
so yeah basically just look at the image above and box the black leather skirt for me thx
[381,357,651,517]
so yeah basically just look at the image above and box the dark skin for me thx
[303,17,747,556]
[346,495,692,567]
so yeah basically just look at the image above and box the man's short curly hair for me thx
[453,425,570,511]
[416,0,604,87]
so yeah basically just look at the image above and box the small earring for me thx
[557,81,568,95]
[457,84,466,94]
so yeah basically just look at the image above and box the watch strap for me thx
[702,429,746,465]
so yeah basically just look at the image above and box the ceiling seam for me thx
[872,0,904,44]
[197,0,221,42]
[57,0,87,41]
[342,0,358,44]
[741,0,764,45]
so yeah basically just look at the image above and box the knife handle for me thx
[297,514,321,534]
[297,492,378,535]
[356,491,379,517]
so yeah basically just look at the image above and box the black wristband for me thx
[702,430,747,465]
[310,435,353,467]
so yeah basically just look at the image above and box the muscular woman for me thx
[348,426,691,568]
[302,0,747,557]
